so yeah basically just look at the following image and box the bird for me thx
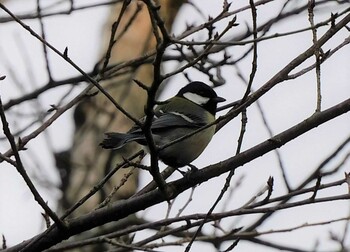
[100,81,225,168]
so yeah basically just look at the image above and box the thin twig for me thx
[0,3,141,126]
[308,0,322,112]
[0,84,92,163]
[61,150,144,219]
[142,0,172,195]
[36,0,53,81]
[100,0,132,74]
[0,96,65,229]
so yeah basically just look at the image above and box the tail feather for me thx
[100,132,144,149]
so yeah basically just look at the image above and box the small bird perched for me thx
[100,81,225,168]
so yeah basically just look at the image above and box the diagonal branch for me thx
[6,94,350,252]
[0,3,141,126]
[0,96,65,229]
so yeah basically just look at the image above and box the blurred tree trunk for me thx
[56,0,184,223]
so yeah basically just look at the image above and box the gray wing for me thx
[151,111,205,130]
[129,110,205,134]
[101,111,207,149]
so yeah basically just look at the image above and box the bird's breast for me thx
[157,124,216,167]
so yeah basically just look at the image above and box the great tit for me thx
[100,81,225,168]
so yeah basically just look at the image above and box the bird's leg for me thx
[175,167,187,177]
[187,164,198,172]
[175,164,198,178]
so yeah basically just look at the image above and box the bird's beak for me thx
[213,96,226,103]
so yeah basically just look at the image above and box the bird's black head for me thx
[177,81,225,115]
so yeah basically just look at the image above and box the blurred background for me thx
[0,0,349,251]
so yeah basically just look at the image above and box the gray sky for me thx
[0,1,349,251]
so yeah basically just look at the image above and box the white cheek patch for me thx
[183,92,210,105]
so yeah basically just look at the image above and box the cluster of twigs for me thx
[0,0,350,251]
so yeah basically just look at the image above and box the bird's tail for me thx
[100,132,144,149]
